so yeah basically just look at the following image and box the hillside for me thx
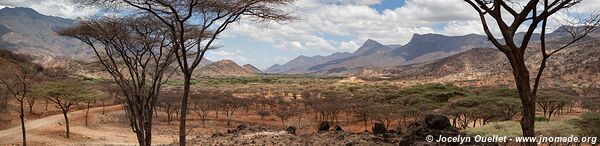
[351,40,600,87]
[268,34,492,74]
[195,60,259,77]
[0,7,92,61]
[242,64,262,74]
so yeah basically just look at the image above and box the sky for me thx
[1,0,600,70]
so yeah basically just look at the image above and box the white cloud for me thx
[316,0,382,5]
[0,0,97,19]
[339,40,361,51]
[223,0,477,53]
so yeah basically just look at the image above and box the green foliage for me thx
[570,112,600,137]
[535,116,549,122]
[464,121,582,137]
[34,80,99,102]
[396,84,465,102]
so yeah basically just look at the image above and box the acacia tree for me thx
[0,49,42,146]
[60,16,177,145]
[464,0,600,140]
[37,80,96,139]
[536,90,576,120]
[79,1,295,144]
[158,90,181,125]
[191,91,219,127]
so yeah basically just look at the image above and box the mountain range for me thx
[0,7,261,77]
[266,26,599,75]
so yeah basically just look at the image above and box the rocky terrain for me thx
[0,7,93,61]
[188,114,490,146]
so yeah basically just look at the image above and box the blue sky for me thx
[1,0,600,70]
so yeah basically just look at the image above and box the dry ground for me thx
[0,102,587,145]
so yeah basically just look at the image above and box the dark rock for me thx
[285,126,297,135]
[345,141,359,146]
[318,121,330,132]
[399,114,461,146]
[237,124,248,131]
[394,127,403,135]
[424,114,451,130]
[371,123,386,134]
[382,133,394,138]
[335,125,344,131]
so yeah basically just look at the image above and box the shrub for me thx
[535,116,549,122]
[571,112,600,137]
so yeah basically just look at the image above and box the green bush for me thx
[535,116,549,122]
[571,112,600,137]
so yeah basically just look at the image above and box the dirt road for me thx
[0,105,122,145]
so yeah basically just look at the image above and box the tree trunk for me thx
[28,103,33,114]
[102,101,105,115]
[508,54,536,145]
[63,111,70,139]
[179,74,191,146]
[85,102,90,126]
[19,100,26,146]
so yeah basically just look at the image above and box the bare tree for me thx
[464,0,600,140]
[158,90,181,125]
[191,92,218,127]
[60,16,177,145]
[37,80,95,139]
[0,49,42,146]
[77,1,295,144]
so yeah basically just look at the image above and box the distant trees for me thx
[464,0,600,141]
[275,102,298,125]
[36,80,96,139]
[26,94,39,114]
[572,112,600,138]
[581,87,600,112]
[158,90,181,125]
[257,110,271,121]
[191,91,219,127]
[536,90,576,120]
[219,92,243,126]
[60,16,177,146]
[0,49,43,145]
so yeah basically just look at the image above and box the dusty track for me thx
[0,105,122,145]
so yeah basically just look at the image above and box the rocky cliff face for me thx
[0,7,93,61]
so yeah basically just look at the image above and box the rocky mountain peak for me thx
[0,7,42,18]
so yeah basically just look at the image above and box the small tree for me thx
[0,49,42,145]
[536,90,576,120]
[37,80,95,139]
[191,94,218,127]
[275,102,297,125]
[257,110,271,121]
[158,90,181,125]
[26,94,38,114]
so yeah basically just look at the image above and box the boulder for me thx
[424,114,452,130]
[371,123,386,134]
[318,121,330,132]
[335,125,344,131]
[285,126,297,135]
[237,124,248,131]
